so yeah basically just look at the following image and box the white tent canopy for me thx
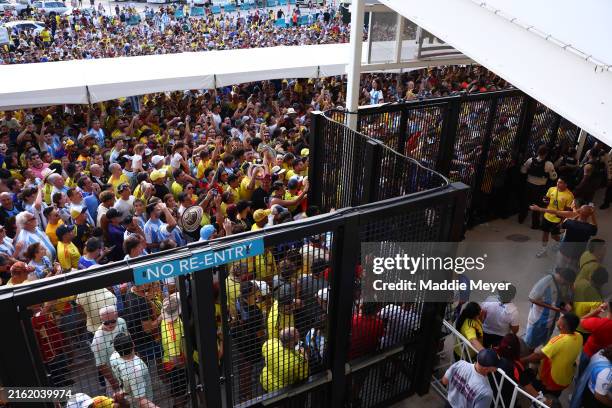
[0,44,349,110]
[380,0,612,146]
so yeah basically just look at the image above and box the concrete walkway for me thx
[395,191,612,407]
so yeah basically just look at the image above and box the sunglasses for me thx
[102,320,117,326]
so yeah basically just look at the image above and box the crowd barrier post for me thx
[362,139,383,205]
[192,268,224,408]
[178,275,202,406]
[327,215,361,407]
[414,182,469,394]
[0,292,45,388]
[436,98,461,177]
[515,95,538,159]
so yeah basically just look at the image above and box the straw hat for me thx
[180,205,204,232]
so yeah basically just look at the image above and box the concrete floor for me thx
[394,190,612,408]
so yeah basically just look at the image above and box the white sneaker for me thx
[536,247,548,258]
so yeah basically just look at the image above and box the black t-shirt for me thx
[231,301,264,357]
[123,291,155,352]
[560,219,597,259]
[154,184,170,200]
[251,187,271,211]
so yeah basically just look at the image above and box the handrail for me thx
[432,320,549,408]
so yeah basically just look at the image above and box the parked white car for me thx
[3,20,46,34]
[15,0,68,15]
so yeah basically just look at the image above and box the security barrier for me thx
[349,90,584,227]
[431,320,549,408]
[0,115,468,408]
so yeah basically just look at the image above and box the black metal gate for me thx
[352,90,586,226]
[0,115,468,408]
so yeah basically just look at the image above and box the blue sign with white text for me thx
[133,238,264,284]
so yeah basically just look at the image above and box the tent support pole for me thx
[346,0,364,131]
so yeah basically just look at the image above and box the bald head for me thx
[90,164,103,177]
[99,305,117,321]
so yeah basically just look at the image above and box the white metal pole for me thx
[345,0,364,130]
[394,13,404,64]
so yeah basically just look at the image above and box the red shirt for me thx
[31,313,65,363]
[348,314,384,360]
[581,316,612,357]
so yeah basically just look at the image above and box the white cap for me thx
[144,148,153,156]
[66,393,94,408]
[151,155,165,166]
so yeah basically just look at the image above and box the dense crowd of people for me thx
[1,3,350,63]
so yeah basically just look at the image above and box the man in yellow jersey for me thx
[537,178,574,258]
[521,313,582,397]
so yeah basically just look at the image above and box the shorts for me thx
[541,218,561,235]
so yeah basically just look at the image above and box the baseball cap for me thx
[144,148,153,156]
[253,209,271,223]
[287,178,299,189]
[150,169,167,182]
[105,208,122,220]
[476,348,500,368]
[300,148,309,157]
[151,155,165,166]
[200,224,216,241]
[70,205,88,219]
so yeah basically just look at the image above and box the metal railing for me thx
[431,320,549,408]
[347,89,590,228]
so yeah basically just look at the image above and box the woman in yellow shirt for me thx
[56,225,80,271]
[454,302,485,361]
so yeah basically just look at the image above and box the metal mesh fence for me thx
[525,102,559,157]
[340,90,596,228]
[319,112,450,209]
[29,279,190,408]
[345,202,451,408]
[316,117,370,211]
[357,107,403,149]
[556,118,580,154]
[403,105,445,169]
[221,229,333,406]
[479,95,524,195]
